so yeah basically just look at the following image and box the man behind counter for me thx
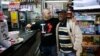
[26,8,59,56]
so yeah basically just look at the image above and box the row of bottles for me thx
[15,0,34,3]
[20,5,34,11]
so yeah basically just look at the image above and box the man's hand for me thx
[26,24,32,28]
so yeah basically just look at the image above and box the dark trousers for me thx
[63,52,76,56]
[40,45,57,56]
[59,49,76,56]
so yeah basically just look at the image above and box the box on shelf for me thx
[77,21,95,34]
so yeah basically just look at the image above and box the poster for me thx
[10,11,19,28]
[10,11,18,24]
[8,2,20,11]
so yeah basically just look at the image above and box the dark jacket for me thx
[31,18,59,46]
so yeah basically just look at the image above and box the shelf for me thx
[20,1,34,5]
[74,9,100,12]
[77,20,94,21]
[95,23,100,24]
[82,45,100,48]
[83,35,100,37]
[83,35,94,36]
[83,34,100,37]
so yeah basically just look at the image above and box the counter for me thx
[0,30,41,56]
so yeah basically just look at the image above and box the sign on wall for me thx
[8,2,20,11]
[10,11,19,28]
[73,0,100,10]
[10,11,18,23]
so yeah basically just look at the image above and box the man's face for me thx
[66,10,73,18]
[43,10,51,20]
[58,12,66,21]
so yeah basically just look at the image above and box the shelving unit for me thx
[75,14,100,56]
[83,35,100,37]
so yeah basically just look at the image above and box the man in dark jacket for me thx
[26,8,59,56]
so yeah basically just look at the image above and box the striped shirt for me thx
[58,21,73,53]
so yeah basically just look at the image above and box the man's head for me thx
[42,8,51,20]
[57,10,66,21]
[66,8,73,19]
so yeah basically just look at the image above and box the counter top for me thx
[0,30,40,56]
[12,31,36,50]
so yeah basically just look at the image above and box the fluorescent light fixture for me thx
[45,1,68,3]
[74,5,100,10]
[73,0,98,3]
[1,1,10,4]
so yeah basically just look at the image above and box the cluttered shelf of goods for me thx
[83,35,100,36]
[75,13,100,56]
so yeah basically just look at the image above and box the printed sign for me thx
[10,11,18,23]
[8,2,20,11]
